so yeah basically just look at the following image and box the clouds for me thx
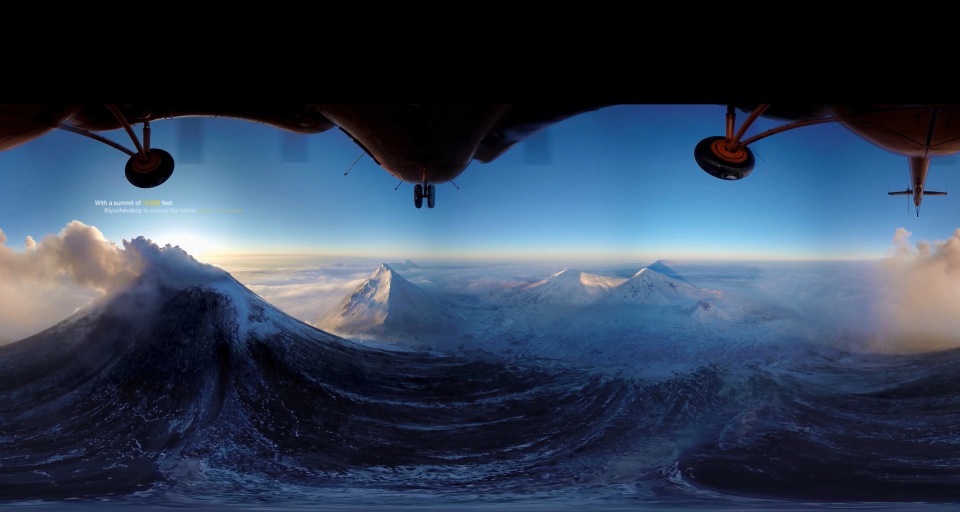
[680,231,960,355]
[211,258,557,327]
[871,227,960,353]
[248,279,368,324]
[0,221,146,296]
[0,220,220,344]
[9,222,960,358]
[0,221,137,342]
[38,221,142,292]
[890,227,913,259]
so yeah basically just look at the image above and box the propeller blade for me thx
[280,131,309,163]
[523,129,553,165]
[177,118,204,164]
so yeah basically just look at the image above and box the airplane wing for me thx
[472,104,616,163]
[730,104,831,121]
[0,104,338,153]
[887,189,949,196]
[3,103,617,165]
[66,105,337,135]
[2,103,830,163]
[0,104,83,151]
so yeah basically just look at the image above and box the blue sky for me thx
[1,104,957,262]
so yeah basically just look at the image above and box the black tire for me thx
[694,136,754,180]
[125,148,175,188]
[414,184,423,208]
[426,184,435,208]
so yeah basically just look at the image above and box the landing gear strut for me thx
[109,106,175,188]
[695,104,845,181]
[414,182,435,208]
[56,104,175,188]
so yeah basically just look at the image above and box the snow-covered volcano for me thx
[0,239,361,498]
[3,240,649,501]
[508,266,717,308]
[508,269,623,305]
[316,263,462,339]
[609,268,710,305]
[17,238,340,357]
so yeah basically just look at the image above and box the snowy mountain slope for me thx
[5,239,348,359]
[315,263,463,339]
[609,268,711,305]
[690,299,734,321]
[7,242,657,499]
[508,266,718,307]
[507,269,624,305]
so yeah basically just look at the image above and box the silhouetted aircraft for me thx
[694,104,956,217]
[1,104,956,213]
[0,104,611,209]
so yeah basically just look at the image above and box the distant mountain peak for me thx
[316,263,460,338]
[511,268,620,305]
[389,260,419,271]
[645,260,687,282]
[690,299,734,321]
[607,267,705,305]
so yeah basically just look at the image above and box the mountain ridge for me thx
[315,263,462,339]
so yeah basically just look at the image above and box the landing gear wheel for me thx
[694,136,754,180]
[414,183,424,208]
[125,148,175,188]
[426,184,435,208]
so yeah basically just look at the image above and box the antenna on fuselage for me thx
[343,151,366,176]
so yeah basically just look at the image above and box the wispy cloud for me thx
[0,221,140,342]
[870,227,960,353]
[217,260,563,325]
[0,220,222,343]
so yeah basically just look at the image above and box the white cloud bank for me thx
[869,227,960,353]
[0,221,138,342]
[7,221,960,359]
[0,220,219,344]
